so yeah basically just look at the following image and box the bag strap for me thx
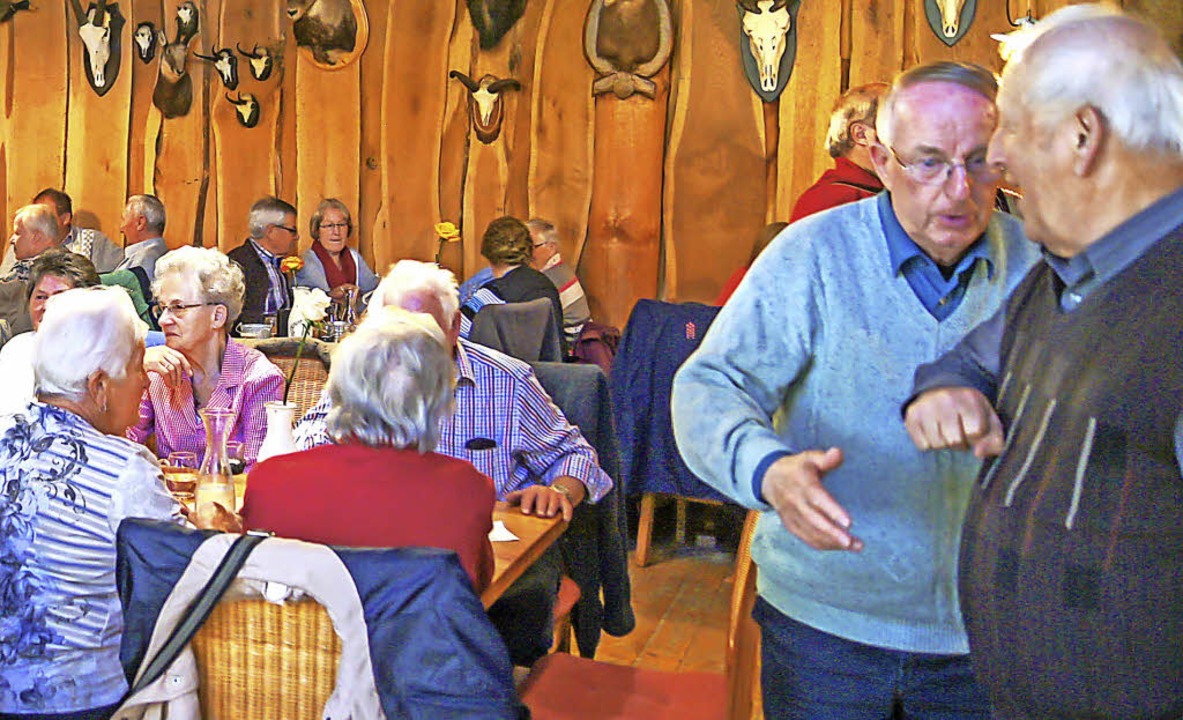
[126,532,267,698]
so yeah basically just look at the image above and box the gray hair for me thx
[826,82,890,158]
[526,218,559,247]
[370,260,460,323]
[34,286,147,402]
[125,194,166,234]
[153,246,246,325]
[309,198,353,237]
[247,196,297,239]
[14,204,60,242]
[27,248,101,301]
[877,62,999,147]
[325,307,454,452]
[1000,3,1183,156]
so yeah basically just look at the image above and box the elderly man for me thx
[227,196,299,332]
[115,194,169,284]
[672,61,1041,717]
[0,189,125,278]
[789,82,890,222]
[904,7,1183,718]
[527,218,591,347]
[295,259,612,665]
[0,204,64,335]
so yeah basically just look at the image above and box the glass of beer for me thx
[165,451,198,500]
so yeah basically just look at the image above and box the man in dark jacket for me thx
[227,196,298,333]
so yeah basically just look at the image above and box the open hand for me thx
[762,448,861,551]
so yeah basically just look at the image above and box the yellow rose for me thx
[280,255,305,274]
[435,222,461,242]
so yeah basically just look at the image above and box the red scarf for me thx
[311,240,358,289]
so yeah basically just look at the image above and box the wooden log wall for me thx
[1,0,1180,328]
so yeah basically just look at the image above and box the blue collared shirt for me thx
[878,192,994,321]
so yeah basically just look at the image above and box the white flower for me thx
[289,286,331,337]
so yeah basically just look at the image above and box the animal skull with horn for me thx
[450,71,521,144]
[925,0,976,47]
[738,0,792,99]
[226,92,260,128]
[68,0,126,95]
[584,0,672,100]
[134,21,156,62]
[237,43,274,81]
[195,47,239,90]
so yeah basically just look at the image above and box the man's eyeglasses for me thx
[320,222,349,233]
[888,146,1002,186]
[274,224,299,235]
[151,301,219,321]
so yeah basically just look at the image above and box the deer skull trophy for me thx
[925,0,976,47]
[450,71,521,144]
[68,0,126,96]
[584,0,673,100]
[737,0,796,103]
[195,47,239,90]
[134,22,157,63]
[237,43,274,81]
[151,1,199,118]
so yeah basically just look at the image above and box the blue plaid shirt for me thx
[293,339,613,502]
[249,239,291,314]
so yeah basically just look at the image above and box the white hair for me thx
[125,194,166,234]
[153,246,246,324]
[34,286,147,402]
[325,307,454,452]
[1001,3,1183,156]
[369,260,460,321]
[247,196,296,238]
[14,204,59,241]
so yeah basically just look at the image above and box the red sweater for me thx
[241,443,496,592]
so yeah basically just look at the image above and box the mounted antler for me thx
[450,71,521,144]
[236,42,274,81]
[225,91,260,128]
[194,46,239,90]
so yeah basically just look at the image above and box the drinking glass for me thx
[165,451,198,500]
[225,440,246,475]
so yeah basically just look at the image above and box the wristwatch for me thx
[549,483,572,500]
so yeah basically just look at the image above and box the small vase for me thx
[257,400,298,464]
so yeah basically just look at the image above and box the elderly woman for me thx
[0,248,101,415]
[0,287,234,719]
[127,247,283,469]
[295,198,379,303]
[241,307,496,592]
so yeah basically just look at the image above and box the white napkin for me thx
[488,520,519,542]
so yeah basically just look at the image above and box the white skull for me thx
[79,11,112,88]
[937,0,968,38]
[741,1,792,93]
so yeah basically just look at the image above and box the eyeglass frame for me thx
[886,145,1002,186]
[272,223,299,236]
[319,222,350,233]
[151,301,221,321]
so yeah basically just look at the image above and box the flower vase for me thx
[257,400,297,464]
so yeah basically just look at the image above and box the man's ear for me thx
[850,122,873,147]
[868,142,893,187]
[1072,105,1105,176]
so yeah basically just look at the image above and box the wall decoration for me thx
[225,92,260,128]
[0,0,31,23]
[466,0,526,50]
[450,71,521,144]
[195,47,239,89]
[133,21,156,62]
[737,0,798,103]
[152,3,199,118]
[584,0,672,100]
[237,43,274,81]
[68,0,126,96]
[287,0,368,69]
[926,0,977,47]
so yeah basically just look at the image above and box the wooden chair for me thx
[552,575,582,654]
[520,510,762,720]
[249,337,333,418]
[192,597,341,719]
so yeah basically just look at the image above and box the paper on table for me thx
[489,520,519,542]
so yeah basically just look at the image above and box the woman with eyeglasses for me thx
[127,246,283,469]
[295,198,379,304]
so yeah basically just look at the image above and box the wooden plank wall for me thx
[0,0,1179,327]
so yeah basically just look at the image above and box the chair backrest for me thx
[470,297,563,362]
[249,337,333,418]
[192,597,341,719]
[725,510,761,720]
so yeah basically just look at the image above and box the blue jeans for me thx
[754,598,993,720]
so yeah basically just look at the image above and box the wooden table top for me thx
[483,502,568,608]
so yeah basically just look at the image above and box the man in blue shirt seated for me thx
[671,61,1041,718]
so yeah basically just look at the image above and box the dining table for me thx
[168,471,568,609]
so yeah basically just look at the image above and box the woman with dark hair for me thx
[295,198,379,302]
[464,216,563,341]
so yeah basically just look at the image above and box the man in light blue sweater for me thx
[672,62,1042,719]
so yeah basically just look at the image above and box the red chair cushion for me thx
[520,652,728,720]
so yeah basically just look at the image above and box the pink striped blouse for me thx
[127,340,284,469]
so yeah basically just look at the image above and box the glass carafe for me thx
[195,408,237,513]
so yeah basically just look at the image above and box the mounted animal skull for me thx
[226,92,260,128]
[134,22,156,62]
[237,43,274,81]
[175,0,197,42]
[466,0,527,50]
[925,0,975,47]
[739,0,791,96]
[288,0,358,66]
[195,47,238,90]
[584,0,673,100]
[68,0,126,96]
[937,0,968,38]
[449,71,521,144]
[152,3,199,118]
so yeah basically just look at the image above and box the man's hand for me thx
[505,477,586,522]
[762,448,861,552]
[904,387,1003,459]
[143,345,192,388]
